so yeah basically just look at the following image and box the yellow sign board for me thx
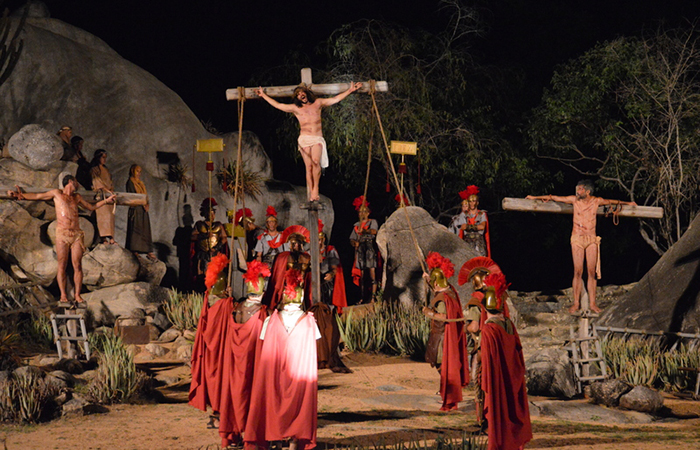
[196,138,225,153]
[390,141,418,155]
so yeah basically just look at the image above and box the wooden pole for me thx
[0,186,147,206]
[301,202,322,305]
[502,197,663,219]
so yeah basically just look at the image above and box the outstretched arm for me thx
[77,193,116,211]
[7,186,56,201]
[318,82,362,107]
[526,194,576,204]
[254,87,296,113]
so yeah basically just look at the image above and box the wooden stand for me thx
[51,307,90,360]
[566,291,607,394]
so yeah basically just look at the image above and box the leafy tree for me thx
[256,1,541,220]
[529,27,700,255]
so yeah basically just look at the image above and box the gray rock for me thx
[588,379,632,407]
[525,347,577,398]
[151,311,172,331]
[0,16,332,285]
[0,202,57,285]
[176,343,193,361]
[619,386,664,413]
[7,124,63,170]
[51,358,84,374]
[13,365,44,379]
[38,356,60,366]
[158,328,182,343]
[135,255,167,285]
[62,395,89,417]
[155,374,180,386]
[533,400,654,424]
[46,370,76,389]
[377,207,479,308]
[82,244,140,290]
[145,343,168,357]
[598,212,700,333]
[84,282,170,326]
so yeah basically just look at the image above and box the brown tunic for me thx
[91,165,115,237]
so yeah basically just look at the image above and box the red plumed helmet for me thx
[458,185,480,200]
[266,205,277,217]
[458,256,501,286]
[426,251,455,279]
[205,254,230,290]
[235,208,253,224]
[352,195,370,212]
[242,260,271,290]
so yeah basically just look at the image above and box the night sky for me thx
[7,0,700,291]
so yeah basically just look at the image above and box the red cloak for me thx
[438,287,469,411]
[324,245,347,313]
[244,311,319,450]
[218,306,267,447]
[263,251,312,310]
[481,318,532,450]
[189,294,230,412]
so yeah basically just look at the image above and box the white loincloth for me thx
[298,135,329,169]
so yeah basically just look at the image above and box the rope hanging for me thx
[227,87,248,285]
[368,80,427,274]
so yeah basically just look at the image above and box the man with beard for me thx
[527,180,636,313]
[449,185,490,257]
[255,82,362,201]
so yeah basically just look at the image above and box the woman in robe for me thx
[125,164,156,260]
[90,149,116,244]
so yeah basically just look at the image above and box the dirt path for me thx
[1,353,699,450]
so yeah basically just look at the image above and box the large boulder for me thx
[619,386,664,414]
[84,281,170,326]
[0,15,334,285]
[525,347,577,398]
[81,245,140,290]
[587,379,632,407]
[598,213,700,334]
[377,206,481,307]
[7,124,63,170]
[0,202,57,284]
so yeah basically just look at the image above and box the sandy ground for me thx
[1,353,699,450]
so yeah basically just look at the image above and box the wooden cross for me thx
[226,67,388,100]
[0,185,147,206]
[502,197,663,219]
[226,68,389,304]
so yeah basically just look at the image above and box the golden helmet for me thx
[482,286,502,313]
[429,268,449,290]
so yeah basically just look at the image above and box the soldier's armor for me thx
[233,297,263,324]
[196,220,225,253]
[285,252,310,273]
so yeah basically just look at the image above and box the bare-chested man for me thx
[254,82,362,201]
[7,175,116,304]
[527,180,636,313]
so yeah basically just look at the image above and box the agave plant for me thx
[163,162,193,190]
[87,332,148,404]
[163,289,204,332]
[216,161,264,200]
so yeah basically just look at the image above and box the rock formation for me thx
[598,213,700,334]
[0,7,334,290]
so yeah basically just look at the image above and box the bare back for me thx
[293,102,323,136]
[572,196,601,237]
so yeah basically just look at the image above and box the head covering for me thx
[459,185,480,200]
[205,253,229,291]
[482,272,510,313]
[199,198,218,217]
[235,208,253,224]
[266,205,278,218]
[353,195,370,212]
[243,260,271,294]
[281,225,310,244]
[458,256,501,286]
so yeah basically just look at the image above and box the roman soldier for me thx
[349,195,380,303]
[422,252,469,411]
[449,185,490,257]
[191,198,228,292]
[254,206,284,266]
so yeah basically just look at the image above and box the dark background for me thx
[7,0,700,294]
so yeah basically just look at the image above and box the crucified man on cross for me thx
[255,82,362,201]
[7,175,116,304]
[527,180,636,314]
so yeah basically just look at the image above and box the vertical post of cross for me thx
[301,201,322,305]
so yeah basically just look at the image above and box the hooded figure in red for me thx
[480,274,532,450]
[421,252,469,411]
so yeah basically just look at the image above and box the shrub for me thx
[87,332,149,404]
[163,289,204,332]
